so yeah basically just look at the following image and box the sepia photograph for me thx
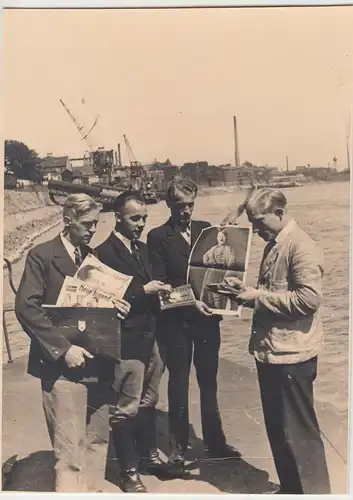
[187,225,252,315]
[159,284,196,310]
[1,4,352,496]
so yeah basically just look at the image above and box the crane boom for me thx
[59,99,95,150]
[123,134,139,165]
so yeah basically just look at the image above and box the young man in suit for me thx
[226,188,331,494]
[147,179,241,468]
[15,193,130,492]
[96,190,180,493]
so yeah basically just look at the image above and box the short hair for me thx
[166,179,198,202]
[112,190,145,213]
[246,188,287,215]
[63,193,101,220]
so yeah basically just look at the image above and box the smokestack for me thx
[118,143,122,167]
[286,156,289,172]
[233,116,240,167]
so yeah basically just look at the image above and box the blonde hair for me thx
[246,188,287,215]
[63,193,101,221]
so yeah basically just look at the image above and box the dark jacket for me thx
[96,232,159,364]
[15,235,109,382]
[147,218,221,328]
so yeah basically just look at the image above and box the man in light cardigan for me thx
[225,187,331,494]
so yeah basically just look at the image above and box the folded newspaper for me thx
[56,276,116,308]
[51,254,133,308]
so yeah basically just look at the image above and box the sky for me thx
[2,6,353,169]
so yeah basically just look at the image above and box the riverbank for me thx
[3,190,62,264]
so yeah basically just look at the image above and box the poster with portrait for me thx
[186,225,252,316]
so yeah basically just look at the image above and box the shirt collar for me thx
[170,218,192,232]
[60,232,79,262]
[113,230,132,252]
[274,219,296,244]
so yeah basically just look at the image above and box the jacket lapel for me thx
[138,244,152,281]
[164,219,190,258]
[259,243,279,281]
[109,233,148,281]
[52,235,79,278]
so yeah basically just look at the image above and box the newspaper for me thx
[74,254,133,300]
[56,276,116,308]
[159,284,196,311]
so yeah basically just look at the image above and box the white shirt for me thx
[113,230,132,253]
[180,223,192,245]
[60,232,81,263]
[274,219,296,245]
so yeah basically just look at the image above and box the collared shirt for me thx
[177,222,191,245]
[180,225,191,245]
[258,219,296,284]
[113,230,132,253]
[274,218,296,245]
[60,232,81,263]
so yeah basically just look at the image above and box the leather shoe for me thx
[120,469,147,493]
[140,449,185,478]
[206,443,242,459]
[168,449,186,469]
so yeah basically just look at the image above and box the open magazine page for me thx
[74,254,133,300]
[187,225,252,316]
[55,276,115,308]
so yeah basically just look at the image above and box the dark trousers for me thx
[111,343,164,471]
[158,318,226,452]
[256,356,331,494]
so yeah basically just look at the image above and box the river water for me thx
[3,182,350,415]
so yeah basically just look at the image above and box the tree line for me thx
[4,140,43,183]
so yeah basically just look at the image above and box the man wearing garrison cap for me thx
[147,179,241,469]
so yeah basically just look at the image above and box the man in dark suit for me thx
[15,193,130,492]
[147,179,241,468]
[96,191,180,493]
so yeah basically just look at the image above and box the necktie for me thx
[258,239,276,283]
[74,247,83,267]
[131,239,141,264]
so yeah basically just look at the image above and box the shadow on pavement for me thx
[2,451,55,491]
[155,409,278,494]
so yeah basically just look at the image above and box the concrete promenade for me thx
[2,352,348,493]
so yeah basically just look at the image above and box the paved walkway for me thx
[2,352,348,493]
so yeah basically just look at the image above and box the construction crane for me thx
[59,99,115,182]
[59,99,99,151]
[122,134,158,198]
[123,134,144,175]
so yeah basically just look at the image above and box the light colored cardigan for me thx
[249,219,324,364]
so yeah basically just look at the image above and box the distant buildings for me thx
[40,155,71,181]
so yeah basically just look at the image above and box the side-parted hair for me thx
[246,188,287,215]
[63,193,101,220]
[112,190,145,213]
[166,179,198,202]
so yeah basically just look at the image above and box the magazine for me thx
[186,225,252,316]
[159,284,196,311]
[55,276,116,308]
[74,254,133,300]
